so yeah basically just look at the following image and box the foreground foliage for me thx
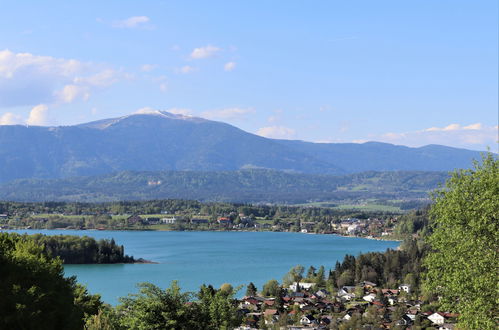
[87,282,241,330]
[0,233,103,329]
[424,153,498,329]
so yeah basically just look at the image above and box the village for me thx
[234,279,457,329]
[0,210,399,241]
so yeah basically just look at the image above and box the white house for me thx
[363,293,376,302]
[161,217,177,224]
[428,312,446,325]
[399,284,411,293]
[347,224,361,234]
[289,282,315,292]
[300,315,316,325]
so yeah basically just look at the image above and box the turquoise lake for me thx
[7,230,399,305]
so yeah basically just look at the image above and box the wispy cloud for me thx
[379,123,498,150]
[201,107,254,121]
[256,126,296,139]
[224,62,236,71]
[176,65,196,74]
[167,108,193,116]
[190,45,221,59]
[140,64,156,72]
[112,16,150,29]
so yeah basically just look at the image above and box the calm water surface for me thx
[7,230,398,304]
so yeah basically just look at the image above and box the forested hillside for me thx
[0,169,449,204]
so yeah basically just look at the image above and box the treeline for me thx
[0,199,399,219]
[9,233,134,264]
[329,238,427,292]
[0,169,447,204]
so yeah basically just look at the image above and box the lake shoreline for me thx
[2,227,402,243]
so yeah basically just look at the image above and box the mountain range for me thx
[0,110,484,184]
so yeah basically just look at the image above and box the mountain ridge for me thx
[0,168,449,204]
[0,111,486,183]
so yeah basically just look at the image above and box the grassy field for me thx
[293,201,403,213]
[332,204,402,212]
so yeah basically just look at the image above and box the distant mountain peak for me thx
[79,109,207,129]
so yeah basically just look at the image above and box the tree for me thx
[315,265,326,287]
[423,154,498,329]
[0,233,102,329]
[306,265,316,279]
[282,265,304,286]
[116,281,195,329]
[261,279,280,297]
[246,282,257,297]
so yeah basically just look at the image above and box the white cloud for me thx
[159,83,168,92]
[201,107,254,121]
[463,123,482,130]
[0,49,125,107]
[224,62,236,71]
[112,16,150,28]
[140,64,156,72]
[0,112,24,125]
[176,65,196,74]
[74,69,123,87]
[135,107,157,115]
[56,84,90,103]
[27,104,49,126]
[267,115,280,123]
[380,122,498,151]
[256,126,296,139]
[167,108,193,116]
[190,45,221,59]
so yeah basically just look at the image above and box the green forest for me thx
[0,169,448,205]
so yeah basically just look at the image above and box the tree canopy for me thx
[0,233,103,329]
[423,153,498,329]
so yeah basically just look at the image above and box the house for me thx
[263,309,279,325]
[359,280,377,288]
[396,314,414,326]
[289,282,315,292]
[217,217,232,225]
[145,217,160,224]
[338,286,356,296]
[127,215,144,225]
[314,289,329,299]
[300,314,316,325]
[0,214,8,219]
[363,293,376,302]
[161,217,177,224]
[381,289,399,296]
[347,224,361,234]
[398,284,411,293]
[428,312,447,325]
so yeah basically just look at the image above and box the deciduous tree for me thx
[423,153,498,329]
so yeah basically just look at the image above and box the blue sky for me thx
[0,1,497,151]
